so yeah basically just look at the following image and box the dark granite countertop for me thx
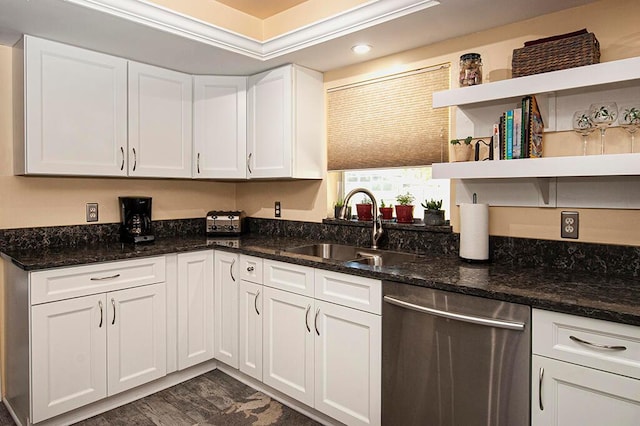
[3,234,640,327]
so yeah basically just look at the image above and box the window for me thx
[336,167,450,219]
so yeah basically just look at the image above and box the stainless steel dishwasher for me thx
[382,281,530,426]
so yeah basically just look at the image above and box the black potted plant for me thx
[421,198,445,225]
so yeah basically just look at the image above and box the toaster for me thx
[206,211,244,235]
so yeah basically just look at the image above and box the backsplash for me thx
[2,217,639,277]
[0,218,204,251]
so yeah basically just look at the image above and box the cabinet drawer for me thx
[239,255,263,284]
[263,259,314,297]
[533,309,640,380]
[314,269,381,314]
[31,256,166,304]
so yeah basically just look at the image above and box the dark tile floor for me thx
[0,370,320,426]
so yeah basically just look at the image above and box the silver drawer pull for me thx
[132,147,137,171]
[120,146,125,171]
[538,367,544,411]
[111,298,116,325]
[254,290,260,315]
[230,259,236,282]
[90,273,120,281]
[315,307,320,336]
[569,335,627,351]
[247,266,255,272]
[305,304,311,332]
[98,300,103,328]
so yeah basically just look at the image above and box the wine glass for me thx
[589,102,618,155]
[619,104,640,153]
[572,110,595,155]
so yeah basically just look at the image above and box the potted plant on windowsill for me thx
[394,192,415,224]
[356,196,373,221]
[421,198,445,226]
[334,198,345,219]
[379,199,393,220]
[450,136,473,162]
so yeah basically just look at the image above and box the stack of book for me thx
[492,95,544,159]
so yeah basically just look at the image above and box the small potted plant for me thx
[421,198,445,226]
[450,136,473,162]
[334,198,345,219]
[379,199,393,220]
[356,196,373,221]
[394,192,415,224]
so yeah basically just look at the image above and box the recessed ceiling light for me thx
[352,44,372,55]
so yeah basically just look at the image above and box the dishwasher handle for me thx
[383,295,525,331]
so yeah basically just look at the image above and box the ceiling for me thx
[215,0,309,19]
[0,0,598,75]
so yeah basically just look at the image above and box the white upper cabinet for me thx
[247,64,324,179]
[16,35,128,176]
[193,76,247,179]
[128,62,193,178]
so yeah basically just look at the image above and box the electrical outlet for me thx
[561,211,578,239]
[86,203,98,222]
[275,201,281,218]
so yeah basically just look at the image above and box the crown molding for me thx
[65,0,440,61]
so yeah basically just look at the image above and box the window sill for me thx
[323,218,452,234]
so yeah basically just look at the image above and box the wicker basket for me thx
[512,30,600,78]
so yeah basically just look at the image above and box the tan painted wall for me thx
[324,0,640,246]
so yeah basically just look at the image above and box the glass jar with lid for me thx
[459,53,482,86]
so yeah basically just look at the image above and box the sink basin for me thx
[283,243,420,267]
[283,243,361,261]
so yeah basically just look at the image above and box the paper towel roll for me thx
[459,203,489,261]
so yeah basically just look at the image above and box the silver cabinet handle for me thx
[315,307,320,336]
[305,304,311,332]
[569,335,627,351]
[111,298,116,325]
[383,295,525,331]
[247,266,255,272]
[254,290,260,315]
[120,146,125,171]
[539,367,544,411]
[98,300,103,328]
[90,273,120,281]
[230,259,236,282]
[247,153,252,174]
[132,147,137,171]
[197,152,200,174]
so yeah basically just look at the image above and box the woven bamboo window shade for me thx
[327,65,450,170]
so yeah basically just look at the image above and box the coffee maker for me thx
[119,196,154,243]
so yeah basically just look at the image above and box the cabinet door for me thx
[177,251,215,370]
[263,286,314,406]
[22,36,127,176]
[247,65,292,178]
[193,76,247,179]
[214,251,240,368]
[314,300,381,426]
[31,294,107,423]
[107,283,167,395]
[128,61,193,178]
[239,280,263,380]
[532,355,640,426]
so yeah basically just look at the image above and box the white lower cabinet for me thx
[239,279,263,380]
[31,283,166,423]
[263,285,316,406]
[314,300,381,426]
[31,294,107,423]
[177,250,214,370]
[532,355,640,426]
[261,261,381,426]
[214,251,240,368]
[532,309,640,426]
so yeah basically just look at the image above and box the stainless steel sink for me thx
[283,243,361,261]
[283,243,420,267]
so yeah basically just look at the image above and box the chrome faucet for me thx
[340,188,383,249]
